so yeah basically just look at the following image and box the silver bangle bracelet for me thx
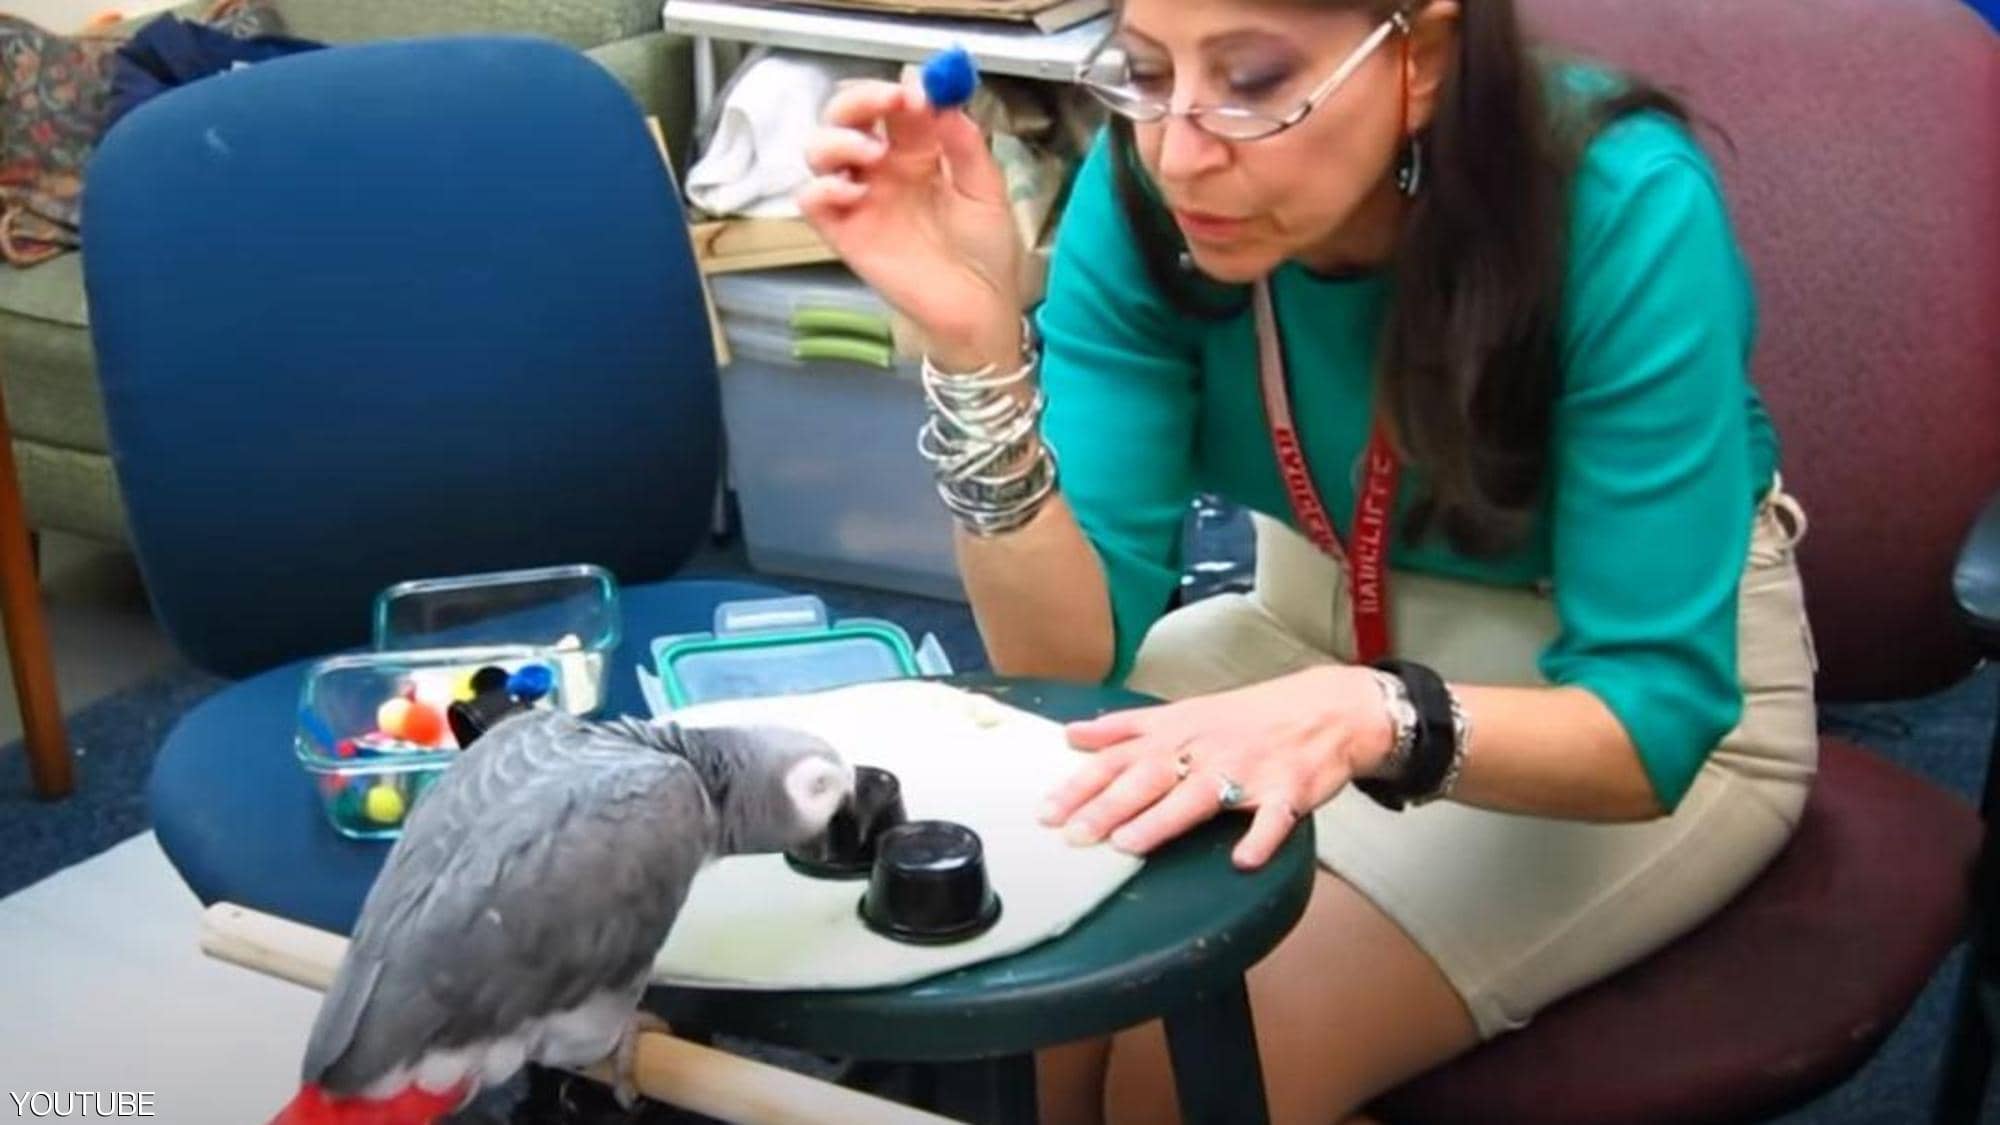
[919,316,1057,536]
[942,443,1051,503]
[917,390,1046,482]
[1368,669,1419,784]
[1424,688,1472,800]
[1414,691,1472,805]
[937,446,1059,536]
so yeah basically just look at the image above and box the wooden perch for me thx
[199,902,960,1125]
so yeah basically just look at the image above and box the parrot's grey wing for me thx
[302,710,710,1093]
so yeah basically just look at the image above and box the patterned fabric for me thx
[0,17,121,266]
[203,0,290,39]
[0,0,286,266]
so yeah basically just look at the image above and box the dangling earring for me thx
[1395,134,1425,197]
[1392,19,1423,198]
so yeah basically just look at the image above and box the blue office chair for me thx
[84,35,736,677]
[84,38,790,926]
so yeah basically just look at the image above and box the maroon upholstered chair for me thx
[1370,2,2000,1122]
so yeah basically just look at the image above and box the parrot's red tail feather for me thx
[267,1082,470,1125]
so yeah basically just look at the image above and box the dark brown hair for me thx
[1110,0,1687,555]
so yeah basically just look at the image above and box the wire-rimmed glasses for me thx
[1075,9,1412,142]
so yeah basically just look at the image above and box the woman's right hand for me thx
[798,79,1025,370]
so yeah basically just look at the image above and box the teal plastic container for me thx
[649,595,944,710]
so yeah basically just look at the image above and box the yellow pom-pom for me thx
[364,784,406,824]
[452,671,479,703]
[376,697,412,738]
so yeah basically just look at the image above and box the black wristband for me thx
[1355,659,1457,810]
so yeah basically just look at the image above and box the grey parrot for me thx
[268,708,853,1125]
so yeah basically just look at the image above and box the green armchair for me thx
[0,0,699,545]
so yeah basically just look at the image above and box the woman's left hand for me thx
[1038,665,1395,869]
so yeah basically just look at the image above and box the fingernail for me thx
[1064,820,1099,846]
[1109,829,1139,854]
[1036,800,1060,825]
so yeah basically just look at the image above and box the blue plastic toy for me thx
[921,45,979,110]
[507,663,555,703]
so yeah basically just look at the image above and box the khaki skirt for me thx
[1124,486,1820,1038]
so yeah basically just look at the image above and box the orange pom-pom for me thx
[401,701,445,746]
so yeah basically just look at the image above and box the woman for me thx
[799,0,1819,1121]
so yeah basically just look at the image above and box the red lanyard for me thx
[1252,278,1400,664]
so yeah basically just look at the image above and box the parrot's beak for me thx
[823,767,861,828]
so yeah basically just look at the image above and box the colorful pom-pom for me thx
[922,45,979,110]
[471,665,511,696]
[376,697,413,738]
[364,783,406,824]
[401,701,446,746]
[508,664,554,702]
[333,783,366,824]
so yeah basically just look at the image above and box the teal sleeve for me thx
[1538,124,1760,810]
[1035,135,1201,684]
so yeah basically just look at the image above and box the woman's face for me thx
[1117,0,1415,281]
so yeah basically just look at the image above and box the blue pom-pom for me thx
[507,664,555,702]
[921,45,979,110]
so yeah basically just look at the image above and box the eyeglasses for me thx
[1075,9,1412,142]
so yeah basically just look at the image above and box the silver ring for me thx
[1216,775,1247,809]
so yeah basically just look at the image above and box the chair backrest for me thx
[84,37,720,677]
[1523,0,2000,701]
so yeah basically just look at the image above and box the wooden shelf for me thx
[690,216,839,275]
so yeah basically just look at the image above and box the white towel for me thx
[686,50,897,220]
[651,681,1144,991]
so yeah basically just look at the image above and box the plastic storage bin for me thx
[711,266,964,602]
[372,564,620,715]
[295,645,570,840]
[642,594,952,712]
[712,266,896,342]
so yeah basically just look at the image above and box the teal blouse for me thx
[1035,103,1776,810]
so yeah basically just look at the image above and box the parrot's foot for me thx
[610,1012,672,1110]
